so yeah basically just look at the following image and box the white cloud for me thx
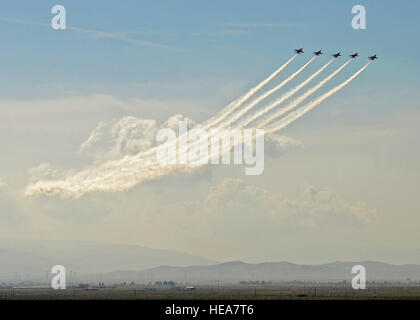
[0,178,24,227]
[200,179,377,228]
[162,114,196,132]
[227,22,294,28]
[80,117,158,160]
[24,112,301,197]
[218,29,248,36]
[265,134,302,153]
[0,177,6,188]
[296,183,377,227]
[143,178,376,233]
[79,114,196,161]
[28,163,69,183]
[92,177,375,255]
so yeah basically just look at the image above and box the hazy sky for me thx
[0,0,419,264]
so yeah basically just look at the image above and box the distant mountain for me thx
[0,238,216,281]
[2,238,420,284]
[0,248,56,280]
[93,261,420,284]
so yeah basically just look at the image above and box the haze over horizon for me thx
[0,1,419,266]
[1,238,420,284]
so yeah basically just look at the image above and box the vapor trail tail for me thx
[135,55,297,162]
[241,58,334,127]
[267,62,370,134]
[202,55,297,130]
[257,59,352,128]
[219,57,316,128]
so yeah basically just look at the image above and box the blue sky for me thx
[0,1,420,263]
[0,0,419,102]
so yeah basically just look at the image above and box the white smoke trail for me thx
[25,157,192,197]
[175,57,315,164]
[266,62,371,134]
[173,57,314,165]
[24,61,369,198]
[155,57,315,166]
[201,55,297,130]
[114,55,297,163]
[25,129,265,198]
[257,59,352,128]
[219,57,315,128]
[193,62,369,165]
[240,58,334,128]
[25,57,298,198]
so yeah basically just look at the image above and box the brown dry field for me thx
[1,285,420,300]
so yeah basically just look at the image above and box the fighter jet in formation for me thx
[293,49,377,61]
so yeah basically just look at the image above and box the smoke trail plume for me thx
[240,59,334,127]
[157,58,315,166]
[25,157,194,198]
[221,57,316,127]
[24,59,370,198]
[267,62,370,134]
[257,59,352,128]
[25,56,298,198]
[123,55,297,162]
[201,55,296,130]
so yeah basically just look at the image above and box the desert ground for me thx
[1,285,420,300]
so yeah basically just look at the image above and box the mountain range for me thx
[0,238,215,281]
[92,260,420,284]
[1,238,419,284]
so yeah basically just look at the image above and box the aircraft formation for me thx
[294,48,377,60]
[27,47,374,197]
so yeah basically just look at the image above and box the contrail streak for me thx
[191,62,370,165]
[201,55,297,130]
[257,59,352,128]
[121,55,297,162]
[25,57,296,197]
[0,16,174,50]
[240,58,334,127]
[174,57,315,164]
[266,62,370,134]
[220,57,316,128]
[25,157,190,197]
[24,59,370,198]
[156,57,314,165]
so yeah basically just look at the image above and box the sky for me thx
[0,0,419,264]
